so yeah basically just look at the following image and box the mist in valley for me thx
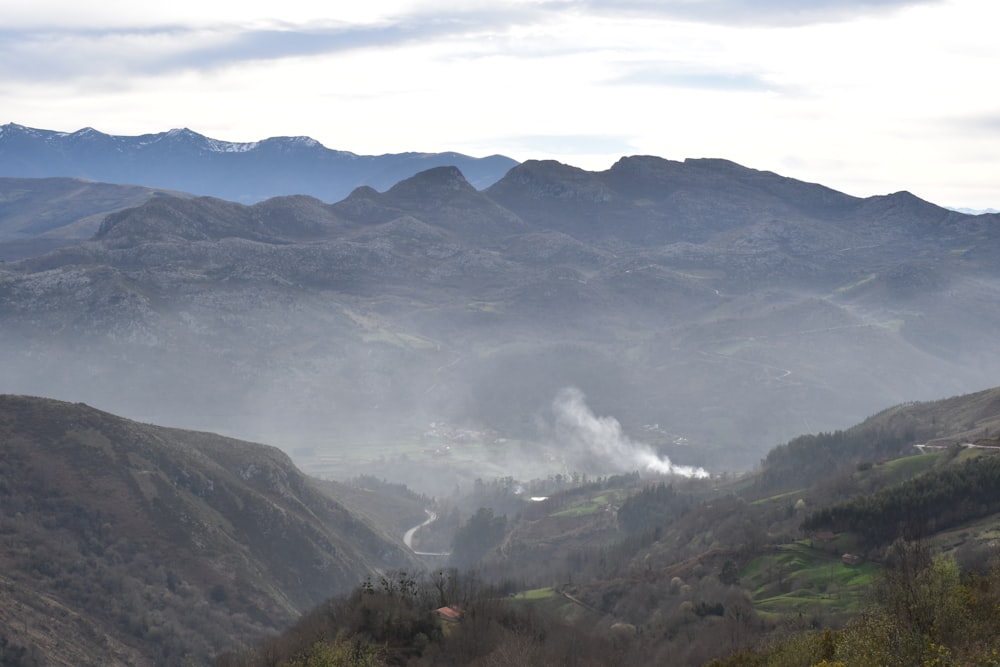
[3,272,999,499]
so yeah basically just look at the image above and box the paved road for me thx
[403,510,451,557]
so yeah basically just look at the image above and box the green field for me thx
[750,488,806,506]
[742,542,879,618]
[551,491,624,517]
[858,451,943,484]
[514,587,557,601]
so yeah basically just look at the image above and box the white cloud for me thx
[0,1,413,28]
[569,0,943,26]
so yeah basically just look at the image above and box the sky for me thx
[1,0,997,209]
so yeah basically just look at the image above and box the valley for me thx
[6,376,1000,664]
[215,386,1000,665]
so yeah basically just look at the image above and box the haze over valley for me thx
[3,131,999,487]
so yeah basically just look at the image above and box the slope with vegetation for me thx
[226,386,1000,666]
[0,177,189,259]
[0,395,418,666]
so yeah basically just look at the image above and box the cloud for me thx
[502,134,637,155]
[0,0,941,84]
[0,26,403,81]
[561,0,942,26]
[0,8,536,82]
[0,27,224,81]
[607,66,778,92]
[967,113,1000,132]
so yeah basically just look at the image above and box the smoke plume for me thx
[552,387,709,479]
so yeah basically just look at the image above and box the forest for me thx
[803,449,1000,545]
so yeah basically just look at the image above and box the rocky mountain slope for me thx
[0,123,518,204]
[0,395,418,666]
[1,157,998,475]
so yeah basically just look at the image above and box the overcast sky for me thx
[1,0,997,209]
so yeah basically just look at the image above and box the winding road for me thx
[403,510,452,557]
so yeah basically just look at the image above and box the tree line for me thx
[802,453,1000,545]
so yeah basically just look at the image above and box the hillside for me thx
[0,395,419,666]
[0,177,190,260]
[1,157,998,479]
[526,387,1000,661]
[759,386,1000,493]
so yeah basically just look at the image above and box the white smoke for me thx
[551,387,709,479]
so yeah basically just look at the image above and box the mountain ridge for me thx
[0,122,519,204]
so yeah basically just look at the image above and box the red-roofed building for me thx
[435,606,462,622]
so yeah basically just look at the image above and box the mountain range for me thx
[0,123,518,204]
[1,154,998,476]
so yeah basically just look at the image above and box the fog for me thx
[3,272,1000,497]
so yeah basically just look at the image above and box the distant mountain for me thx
[948,206,1000,215]
[1,157,999,478]
[0,394,418,666]
[0,122,518,203]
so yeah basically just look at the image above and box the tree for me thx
[450,508,507,568]
[284,640,384,667]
